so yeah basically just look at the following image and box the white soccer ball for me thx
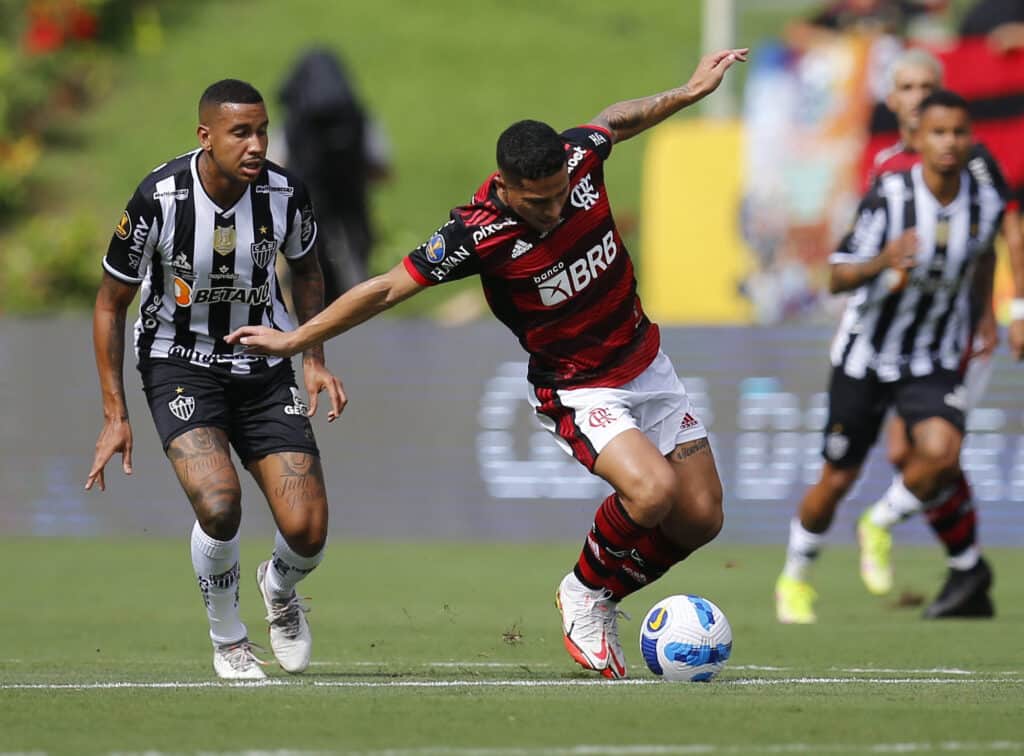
[639,594,733,682]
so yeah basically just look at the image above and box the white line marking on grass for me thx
[308,661,552,669]
[98,741,1024,755]
[2,676,1023,691]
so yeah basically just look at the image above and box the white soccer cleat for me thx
[556,572,628,679]
[213,638,267,680]
[256,560,312,674]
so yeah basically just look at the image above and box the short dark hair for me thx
[919,89,970,119]
[199,79,264,117]
[496,120,566,184]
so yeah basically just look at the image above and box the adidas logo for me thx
[510,239,534,259]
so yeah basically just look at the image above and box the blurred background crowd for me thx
[0,0,1021,324]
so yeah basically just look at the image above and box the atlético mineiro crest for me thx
[169,392,196,421]
[250,238,278,268]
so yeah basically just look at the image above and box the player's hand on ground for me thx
[685,48,749,99]
[85,419,133,491]
[225,325,299,357]
[302,360,348,423]
[1009,319,1024,361]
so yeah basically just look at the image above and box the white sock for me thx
[948,544,981,571]
[867,476,924,528]
[190,521,246,646]
[264,530,324,599]
[783,518,824,581]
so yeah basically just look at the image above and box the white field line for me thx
[2,676,1024,691]
[43,741,1024,755]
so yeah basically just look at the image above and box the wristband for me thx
[1011,298,1024,321]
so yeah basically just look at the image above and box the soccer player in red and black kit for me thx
[227,48,748,678]
[855,50,1024,617]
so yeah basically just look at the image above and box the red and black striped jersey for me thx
[403,125,660,389]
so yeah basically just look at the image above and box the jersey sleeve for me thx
[967,143,1012,205]
[560,125,613,161]
[283,180,318,260]
[403,217,484,286]
[830,184,889,264]
[103,188,160,284]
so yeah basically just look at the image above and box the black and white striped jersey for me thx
[103,150,318,374]
[829,164,1004,382]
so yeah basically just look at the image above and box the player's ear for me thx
[197,123,212,151]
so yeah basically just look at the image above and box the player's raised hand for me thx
[225,325,299,357]
[85,418,133,491]
[685,48,749,99]
[302,360,348,423]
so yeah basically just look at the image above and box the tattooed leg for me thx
[248,452,328,557]
[167,427,242,540]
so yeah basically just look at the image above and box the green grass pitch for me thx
[1,538,1022,754]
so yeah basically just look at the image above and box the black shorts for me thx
[139,358,319,465]
[822,367,966,468]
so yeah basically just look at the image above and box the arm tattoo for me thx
[290,256,326,364]
[672,437,711,461]
[600,86,692,142]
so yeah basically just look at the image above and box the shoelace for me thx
[266,594,310,639]
[220,640,268,671]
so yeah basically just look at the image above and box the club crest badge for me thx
[168,392,196,421]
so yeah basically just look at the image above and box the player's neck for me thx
[922,164,961,206]
[197,151,249,209]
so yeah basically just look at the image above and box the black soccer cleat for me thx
[923,557,994,619]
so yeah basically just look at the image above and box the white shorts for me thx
[529,350,707,472]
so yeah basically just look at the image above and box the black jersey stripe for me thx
[868,173,916,356]
[170,167,197,356]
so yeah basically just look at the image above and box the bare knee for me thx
[621,467,678,527]
[194,490,242,541]
[281,527,327,558]
[688,486,724,547]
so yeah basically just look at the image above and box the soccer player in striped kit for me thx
[776,91,1005,624]
[86,80,346,679]
[228,48,748,679]
[855,50,1023,616]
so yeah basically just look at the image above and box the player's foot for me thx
[923,557,994,619]
[775,574,817,624]
[213,638,267,680]
[256,560,312,673]
[556,572,628,679]
[857,512,893,596]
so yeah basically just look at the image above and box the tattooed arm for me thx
[86,273,139,491]
[287,247,327,366]
[591,48,748,144]
[286,249,348,422]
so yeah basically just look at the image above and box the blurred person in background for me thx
[960,0,1024,52]
[856,49,1023,613]
[228,48,748,679]
[277,48,392,300]
[85,79,346,679]
[775,91,1004,624]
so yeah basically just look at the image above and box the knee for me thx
[624,468,679,526]
[689,485,725,546]
[194,490,242,541]
[821,465,859,499]
[285,529,327,558]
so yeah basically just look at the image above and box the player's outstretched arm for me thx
[225,261,426,357]
[86,273,138,491]
[591,48,748,144]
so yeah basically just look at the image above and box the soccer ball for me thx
[639,594,733,682]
